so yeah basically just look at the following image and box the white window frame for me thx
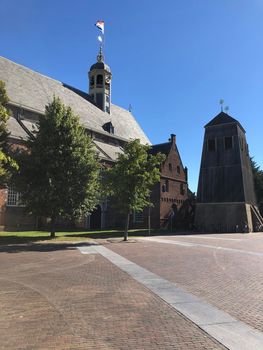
[7,188,24,207]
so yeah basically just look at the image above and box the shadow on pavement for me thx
[0,240,97,254]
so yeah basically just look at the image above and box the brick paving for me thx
[0,242,224,350]
[159,232,263,253]
[107,234,263,334]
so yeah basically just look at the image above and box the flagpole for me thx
[103,30,105,62]
[95,21,105,61]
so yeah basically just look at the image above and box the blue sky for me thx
[1,0,262,191]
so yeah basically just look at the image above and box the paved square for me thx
[0,241,224,350]
[107,233,263,334]
[1,232,263,349]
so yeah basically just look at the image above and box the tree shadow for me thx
[0,228,197,254]
[0,240,97,254]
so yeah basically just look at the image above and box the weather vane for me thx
[224,106,229,113]
[219,99,224,111]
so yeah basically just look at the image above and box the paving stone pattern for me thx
[107,234,263,334]
[0,243,224,350]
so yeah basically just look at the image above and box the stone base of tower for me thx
[194,202,256,233]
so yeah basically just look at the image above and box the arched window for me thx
[96,74,103,85]
[90,76,94,87]
[168,163,172,171]
[177,166,180,174]
[165,179,169,192]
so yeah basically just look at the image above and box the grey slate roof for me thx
[0,56,150,144]
[7,116,29,140]
[7,115,123,163]
[93,140,123,161]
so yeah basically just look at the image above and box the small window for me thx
[180,183,185,195]
[165,179,169,192]
[134,211,143,223]
[207,139,216,152]
[96,74,103,85]
[7,188,23,207]
[224,136,233,150]
[103,122,114,134]
[177,166,180,175]
[168,163,172,171]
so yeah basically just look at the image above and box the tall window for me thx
[165,179,169,192]
[207,139,216,152]
[224,136,233,150]
[7,188,23,207]
[176,166,180,175]
[96,74,103,85]
[168,163,172,171]
[180,183,185,195]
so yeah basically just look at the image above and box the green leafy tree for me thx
[104,139,165,241]
[251,158,263,214]
[0,80,18,186]
[14,97,100,237]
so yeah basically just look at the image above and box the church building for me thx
[0,49,189,230]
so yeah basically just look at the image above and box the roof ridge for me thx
[152,141,170,147]
[0,55,63,86]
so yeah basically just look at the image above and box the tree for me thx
[104,139,165,241]
[14,97,100,237]
[251,158,263,214]
[0,80,18,187]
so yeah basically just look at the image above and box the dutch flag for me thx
[95,20,104,34]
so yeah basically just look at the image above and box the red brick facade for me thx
[131,135,189,230]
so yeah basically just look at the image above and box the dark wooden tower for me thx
[195,112,263,232]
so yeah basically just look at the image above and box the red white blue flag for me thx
[95,20,104,34]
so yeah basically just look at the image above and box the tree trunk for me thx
[124,212,130,241]
[50,216,56,238]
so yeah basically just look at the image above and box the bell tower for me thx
[88,47,112,114]
[195,111,263,232]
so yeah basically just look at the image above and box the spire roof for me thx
[205,111,245,131]
[97,46,104,63]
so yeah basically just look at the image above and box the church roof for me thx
[149,142,171,156]
[0,56,150,144]
[93,140,123,161]
[205,111,245,131]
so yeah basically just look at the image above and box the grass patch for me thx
[0,228,161,245]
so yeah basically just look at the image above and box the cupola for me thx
[88,47,112,114]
